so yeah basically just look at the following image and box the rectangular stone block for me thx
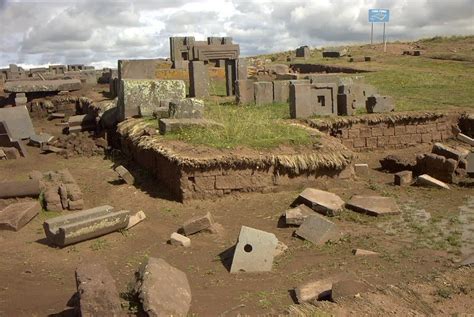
[394,171,413,186]
[236,80,255,105]
[43,205,131,247]
[119,79,186,120]
[254,82,273,106]
[0,106,35,140]
[366,95,394,113]
[189,61,210,98]
[295,214,337,245]
[169,98,204,119]
[230,226,278,273]
[285,204,314,226]
[0,201,40,231]
[182,212,214,236]
[158,118,221,135]
[0,180,41,199]
[273,80,290,103]
[4,79,82,93]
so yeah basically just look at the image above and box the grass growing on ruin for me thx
[164,102,313,149]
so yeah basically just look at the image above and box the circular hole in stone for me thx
[244,244,253,253]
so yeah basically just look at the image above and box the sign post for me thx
[368,9,390,49]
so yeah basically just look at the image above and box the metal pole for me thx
[371,23,374,45]
[383,22,386,52]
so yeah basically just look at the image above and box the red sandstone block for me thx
[342,139,353,148]
[383,127,395,136]
[359,127,371,138]
[395,126,406,135]
[371,127,383,137]
[353,138,366,148]
[366,137,377,148]
[405,125,416,134]
[421,133,432,143]
[348,129,360,138]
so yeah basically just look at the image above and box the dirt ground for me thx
[1,108,473,316]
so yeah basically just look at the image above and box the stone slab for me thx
[366,95,394,113]
[331,279,369,302]
[457,133,474,146]
[254,82,273,106]
[295,278,333,303]
[352,248,379,256]
[346,195,400,216]
[0,201,40,231]
[230,226,278,273]
[295,214,337,245]
[295,188,345,216]
[170,232,191,247]
[416,174,450,189]
[0,180,41,199]
[354,163,369,176]
[182,212,214,236]
[394,170,413,186]
[4,79,82,93]
[43,205,130,246]
[169,98,204,119]
[285,204,314,226]
[273,80,290,103]
[135,257,191,316]
[29,133,54,147]
[0,106,35,139]
[467,152,474,174]
[158,118,222,135]
[115,165,134,185]
[236,79,255,105]
[126,210,146,229]
[75,262,123,316]
[432,142,464,161]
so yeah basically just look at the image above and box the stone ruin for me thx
[295,45,310,60]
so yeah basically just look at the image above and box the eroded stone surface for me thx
[295,214,337,245]
[295,188,345,216]
[285,204,314,226]
[416,174,450,189]
[346,195,400,216]
[182,212,214,236]
[0,201,40,231]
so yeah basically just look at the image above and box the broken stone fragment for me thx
[230,226,278,273]
[68,199,84,211]
[126,210,146,229]
[170,232,191,247]
[274,240,288,257]
[415,174,450,189]
[432,142,464,161]
[295,278,333,303]
[295,214,337,245]
[134,257,191,316]
[59,184,68,209]
[394,170,413,186]
[285,204,314,226]
[346,195,400,216]
[0,201,41,231]
[352,249,379,256]
[294,188,345,216]
[457,133,474,146]
[75,262,123,316]
[354,163,369,177]
[182,212,214,236]
[330,279,369,302]
[114,165,135,185]
[44,186,63,211]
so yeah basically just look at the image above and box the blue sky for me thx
[0,0,473,69]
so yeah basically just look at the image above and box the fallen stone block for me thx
[29,133,54,147]
[432,142,465,161]
[331,279,369,302]
[457,133,474,146]
[134,257,191,316]
[295,214,337,245]
[0,106,35,139]
[0,179,41,199]
[394,170,413,186]
[75,262,123,316]
[170,232,191,247]
[366,95,394,113]
[416,174,450,189]
[3,147,20,159]
[416,153,458,183]
[169,98,204,119]
[230,226,278,273]
[354,163,369,176]
[285,204,314,226]
[68,199,84,211]
[158,118,223,135]
[43,205,130,247]
[126,210,146,229]
[114,165,135,185]
[40,144,66,154]
[346,195,400,216]
[295,278,333,303]
[4,79,82,93]
[44,187,63,211]
[0,201,41,231]
[65,183,83,201]
[352,249,379,256]
[182,212,214,236]
[294,188,345,216]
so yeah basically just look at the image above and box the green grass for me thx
[163,102,313,149]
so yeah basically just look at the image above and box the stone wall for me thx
[310,112,462,151]
[290,63,369,74]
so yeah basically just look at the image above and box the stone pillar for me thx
[273,80,290,103]
[236,80,255,105]
[225,59,237,96]
[289,83,312,118]
[254,82,273,106]
[189,61,209,98]
[237,58,248,80]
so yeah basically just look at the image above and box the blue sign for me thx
[369,9,389,23]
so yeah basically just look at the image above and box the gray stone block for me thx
[295,188,345,216]
[273,80,290,103]
[346,195,400,216]
[134,257,191,316]
[254,82,273,106]
[75,262,123,316]
[0,180,41,199]
[394,170,413,186]
[295,214,337,245]
[0,106,35,139]
[169,98,204,119]
[366,95,394,113]
[4,79,82,93]
[285,204,314,226]
[432,142,464,161]
[182,212,214,236]
[158,118,222,135]
[0,201,40,231]
[189,61,209,98]
[236,80,255,105]
[170,232,191,247]
[115,165,135,185]
[43,205,131,247]
[230,226,278,273]
[415,174,450,189]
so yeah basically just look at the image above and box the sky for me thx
[0,0,473,69]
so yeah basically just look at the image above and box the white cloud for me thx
[0,0,473,68]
